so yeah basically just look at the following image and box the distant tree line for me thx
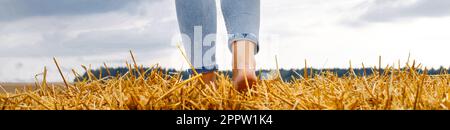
[75,66,449,82]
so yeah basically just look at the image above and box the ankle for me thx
[232,40,256,70]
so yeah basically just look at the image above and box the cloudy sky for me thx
[0,0,449,82]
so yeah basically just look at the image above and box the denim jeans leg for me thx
[221,0,260,54]
[175,0,218,74]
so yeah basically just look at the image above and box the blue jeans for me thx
[175,0,260,74]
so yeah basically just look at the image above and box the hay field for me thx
[0,52,449,110]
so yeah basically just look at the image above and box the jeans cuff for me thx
[227,33,259,54]
[187,64,218,74]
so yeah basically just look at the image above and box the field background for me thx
[1,57,449,110]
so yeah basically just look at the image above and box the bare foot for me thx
[201,71,216,85]
[232,40,257,92]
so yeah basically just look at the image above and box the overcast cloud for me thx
[0,0,147,21]
[355,0,450,22]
